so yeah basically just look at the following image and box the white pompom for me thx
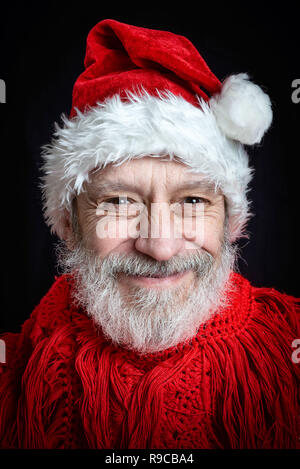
[210,73,273,145]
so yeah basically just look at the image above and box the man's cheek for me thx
[195,219,223,256]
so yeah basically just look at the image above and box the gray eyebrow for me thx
[86,179,220,198]
[176,180,220,193]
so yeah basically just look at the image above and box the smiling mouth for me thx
[119,270,191,284]
[131,273,178,278]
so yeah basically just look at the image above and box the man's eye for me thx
[96,197,144,218]
[106,196,130,205]
[183,196,208,204]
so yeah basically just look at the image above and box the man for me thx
[0,19,299,449]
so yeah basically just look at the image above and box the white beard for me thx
[56,233,237,354]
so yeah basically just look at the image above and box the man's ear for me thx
[60,208,76,250]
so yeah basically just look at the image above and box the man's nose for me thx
[134,202,185,261]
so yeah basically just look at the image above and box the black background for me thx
[0,2,299,333]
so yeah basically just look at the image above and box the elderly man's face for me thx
[61,157,235,353]
[75,157,225,286]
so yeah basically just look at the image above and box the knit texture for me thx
[0,272,299,449]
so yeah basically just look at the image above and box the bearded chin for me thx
[57,235,237,355]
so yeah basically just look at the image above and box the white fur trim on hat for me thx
[40,87,269,243]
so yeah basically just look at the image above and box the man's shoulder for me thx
[31,273,75,332]
[230,272,299,340]
[0,274,75,368]
[228,271,299,333]
[0,273,80,449]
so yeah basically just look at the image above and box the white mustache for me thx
[99,250,214,279]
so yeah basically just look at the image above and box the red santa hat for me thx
[41,19,273,242]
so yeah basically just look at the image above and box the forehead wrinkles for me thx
[84,177,221,199]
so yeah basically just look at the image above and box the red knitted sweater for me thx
[0,272,299,449]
